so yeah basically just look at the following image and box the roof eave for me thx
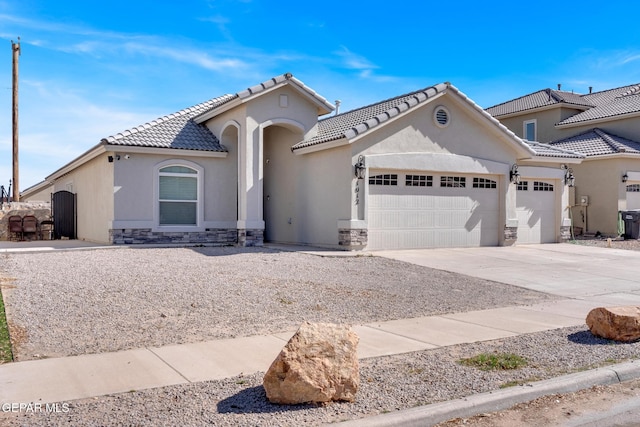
[195,74,335,124]
[520,156,583,165]
[581,152,640,160]
[292,137,349,155]
[490,102,591,119]
[103,145,228,157]
[46,144,107,182]
[556,110,640,129]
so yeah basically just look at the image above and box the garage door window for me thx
[534,182,554,192]
[406,175,433,187]
[441,176,466,188]
[517,181,528,191]
[473,177,496,189]
[627,184,640,192]
[369,174,398,186]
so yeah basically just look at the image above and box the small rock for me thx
[586,306,640,342]
[263,321,359,404]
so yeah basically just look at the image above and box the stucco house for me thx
[22,73,582,249]
[486,83,640,237]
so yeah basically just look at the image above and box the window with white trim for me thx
[627,184,640,192]
[406,175,433,187]
[523,119,537,141]
[533,181,554,192]
[473,177,497,189]
[517,181,529,191]
[369,174,398,186]
[441,176,466,188]
[158,165,198,225]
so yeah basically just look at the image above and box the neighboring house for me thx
[486,83,640,236]
[22,73,582,249]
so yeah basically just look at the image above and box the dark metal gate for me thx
[51,190,77,239]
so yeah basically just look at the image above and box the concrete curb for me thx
[333,360,640,427]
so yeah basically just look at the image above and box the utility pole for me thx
[11,38,20,202]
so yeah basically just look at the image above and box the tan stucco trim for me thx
[21,180,53,199]
[520,157,582,165]
[365,152,510,175]
[195,79,334,124]
[106,145,228,158]
[292,138,350,155]
[46,144,106,182]
[46,144,227,183]
[493,103,591,120]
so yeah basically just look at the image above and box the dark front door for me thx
[51,190,76,239]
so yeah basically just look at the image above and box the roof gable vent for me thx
[434,106,450,128]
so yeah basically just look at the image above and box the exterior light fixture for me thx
[564,168,575,187]
[509,164,520,184]
[354,155,366,179]
[622,172,629,183]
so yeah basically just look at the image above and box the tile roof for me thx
[548,128,640,157]
[487,83,640,127]
[557,92,640,125]
[292,83,448,150]
[486,89,594,117]
[523,140,585,159]
[194,73,334,121]
[237,73,334,113]
[102,95,235,151]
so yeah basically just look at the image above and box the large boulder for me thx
[263,321,359,404]
[586,306,640,342]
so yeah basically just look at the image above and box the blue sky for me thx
[1,0,640,191]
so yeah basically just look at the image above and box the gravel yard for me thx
[3,325,640,426]
[1,243,640,426]
[1,246,553,361]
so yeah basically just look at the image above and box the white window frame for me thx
[523,119,537,141]
[153,159,204,231]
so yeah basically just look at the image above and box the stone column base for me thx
[237,229,264,247]
[503,226,517,246]
[339,228,367,250]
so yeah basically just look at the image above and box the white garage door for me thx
[367,172,499,250]
[626,184,640,209]
[516,180,556,244]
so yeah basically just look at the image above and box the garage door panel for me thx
[367,172,499,250]
[516,180,556,244]
[627,185,640,209]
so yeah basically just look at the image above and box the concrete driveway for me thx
[374,243,640,305]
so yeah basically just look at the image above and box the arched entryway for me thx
[262,122,304,243]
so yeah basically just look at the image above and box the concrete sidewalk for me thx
[2,242,640,425]
[0,298,590,405]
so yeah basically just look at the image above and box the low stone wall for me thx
[0,202,52,241]
[109,228,242,245]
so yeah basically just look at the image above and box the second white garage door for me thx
[367,172,499,250]
[516,179,556,244]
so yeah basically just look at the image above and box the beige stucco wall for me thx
[112,152,236,231]
[347,95,529,246]
[556,116,640,143]
[203,85,324,236]
[50,153,114,243]
[21,184,53,203]
[569,157,639,236]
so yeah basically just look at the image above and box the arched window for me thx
[158,165,198,226]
